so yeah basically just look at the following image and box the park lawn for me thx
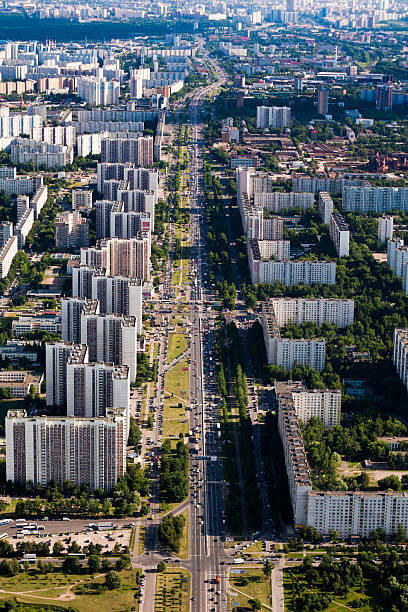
[225,539,244,549]
[177,509,189,559]
[155,567,190,612]
[162,401,189,439]
[172,268,181,287]
[129,526,137,553]
[167,333,188,364]
[229,567,271,610]
[245,541,265,553]
[0,570,83,592]
[164,359,189,414]
[0,499,17,515]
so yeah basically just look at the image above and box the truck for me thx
[233,558,245,564]
[97,522,114,531]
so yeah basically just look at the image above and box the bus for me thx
[0,533,8,540]
[15,519,27,526]
[0,519,12,526]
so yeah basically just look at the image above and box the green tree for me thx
[157,561,167,572]
[105,570,121,590]
[263,559,273,578]
[52,541,64,556]
[249,598,262,611]
[88,555,100,573]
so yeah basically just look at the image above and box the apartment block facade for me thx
[6,408,126,491]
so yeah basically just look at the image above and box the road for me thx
[181,60,231,612]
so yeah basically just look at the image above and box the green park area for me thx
[283,569,374,612]
[155,568,190,612]
[228,567,272,610]
[0,568,141,612]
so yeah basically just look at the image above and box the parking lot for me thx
[6,523,133,553]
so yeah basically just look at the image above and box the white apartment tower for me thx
[6,408,126,491]
[256,106,291,129]
[378,215,394,245]
[329,213,350,258]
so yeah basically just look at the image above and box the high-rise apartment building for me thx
[66,362,129,424]
[5,408,126,491]
[262,301,326,371]
[0,222,13,248]
[72,190,93,211]
[378,215,394,245]
[45,342,88,407]
[101,136,153,167]
[79,302,138,381]
[77,77,120,106]
[256,106,291,129]
[55,211,89,249]
[318,192,334,225]
[317,88,329,115]
[72,267,142,332]
[97,163,159,195]
[343,186,408,213]
[376,84,393,111]
[269,298,354,328]
[0,236,18,278]
[393,328,408,393]
[387,239,408,293]
[16,195,29,222]
[329,212,350,258]
[81,236,151,281]
[248,254,336,286]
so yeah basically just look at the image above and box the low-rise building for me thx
[0,370,43,398]
[12,315,61,336]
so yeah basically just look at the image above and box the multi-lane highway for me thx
[182,62,230,612]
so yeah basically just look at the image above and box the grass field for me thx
[155,568,190,612]
[0,569,141,612]
[167,333,188,364]
[138,525,146,555]
[163,358,189,438]
[172,268,181,287]
[245,541,266,554]
[177,509,189,559]
[229,567,272,610]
